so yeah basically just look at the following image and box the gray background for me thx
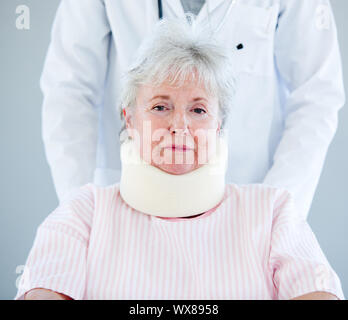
[0,0,347,299]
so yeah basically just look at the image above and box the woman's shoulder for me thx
[225,182,292,209]
[41,182,122,230]
[52,182,121,216]
[88,182,121,203]
[223,183,295,224]
[73,182,123,212]
[63,182,121,202]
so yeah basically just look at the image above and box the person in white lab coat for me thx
[41,0,345,220]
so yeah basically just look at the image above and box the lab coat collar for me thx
[167,0,226,22]
[145,0,228,33]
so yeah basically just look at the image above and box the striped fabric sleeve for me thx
[269,189,345,300]
[14,183,95,300]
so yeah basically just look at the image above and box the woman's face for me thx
[125,78,221,175]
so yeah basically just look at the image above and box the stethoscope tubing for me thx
[158,0,163,19]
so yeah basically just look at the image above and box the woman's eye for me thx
[192,108,207,114]
[152,105,167,111]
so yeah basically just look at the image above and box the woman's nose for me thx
[169,111,189,134]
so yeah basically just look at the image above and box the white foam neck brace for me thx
[119,136,228,218]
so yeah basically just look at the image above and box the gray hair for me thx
[118,16,235,143]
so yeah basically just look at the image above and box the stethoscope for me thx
[157,0,238,34]
[158,0,163,19]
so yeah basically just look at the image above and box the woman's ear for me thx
[123,107,135,139]
[217,120,222,135]
[123,107,132,128]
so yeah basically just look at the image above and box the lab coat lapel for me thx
[167,0,226,19]
[165,0,185,18]
[195,0,226,23]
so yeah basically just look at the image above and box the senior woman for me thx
[16,18,344,300]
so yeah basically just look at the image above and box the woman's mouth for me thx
[164,145,194,152]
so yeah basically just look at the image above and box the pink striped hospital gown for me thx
[15,183,344,300]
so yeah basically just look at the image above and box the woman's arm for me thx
[291,292,338,300]
[15,184,94,300]
[269,189,344,300]
[24,289,338,301]
[24,288,72,300]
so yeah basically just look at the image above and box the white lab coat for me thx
[41,0,345,219]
